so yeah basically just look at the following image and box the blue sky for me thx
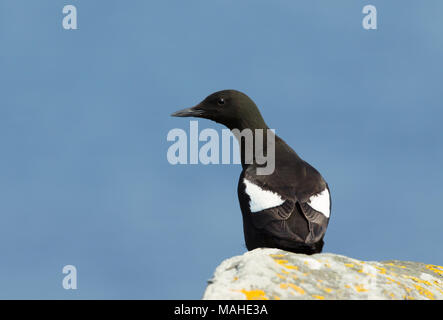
[0,1,442,299]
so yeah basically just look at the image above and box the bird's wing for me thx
[241,166,330,245]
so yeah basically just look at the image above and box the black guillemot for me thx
[172,90,331,254]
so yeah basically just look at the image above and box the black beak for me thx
[171,104,204,118]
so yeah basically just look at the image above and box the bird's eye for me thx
[217,98,225,105]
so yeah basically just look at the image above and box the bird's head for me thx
[171,90,267,130]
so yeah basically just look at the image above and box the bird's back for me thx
[237,135,330,254]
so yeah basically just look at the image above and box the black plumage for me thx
[172,90,331,254]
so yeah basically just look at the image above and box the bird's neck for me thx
[231,125,276,171]
[227,113,268,132]
[225,109,275,170]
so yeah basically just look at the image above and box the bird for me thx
[171,90,331,254]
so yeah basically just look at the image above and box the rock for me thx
[203,248,443,300]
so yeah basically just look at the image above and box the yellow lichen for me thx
[274,259,289,265]
[375,266,387,274]
[413,284,435,300]
[344,263,354,268]
[354,284,368,292]
[279,283,305,295]
[288,283,305,295]
[433,286,443,295]
[323,287,333,293]
[357,269,376,277]
[312,295,325,300]
[270,254,286,258]
[403,275,432,286]
[426,264,443,276]
[275,273,286,280]
[283,265,299,270]
[386,276,402,286]
[240,289,268,300]
[273,258,299,270]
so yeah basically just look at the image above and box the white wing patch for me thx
[243,178,285,213]
[308,188,330,218]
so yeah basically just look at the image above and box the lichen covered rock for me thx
[203,248,443,300]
